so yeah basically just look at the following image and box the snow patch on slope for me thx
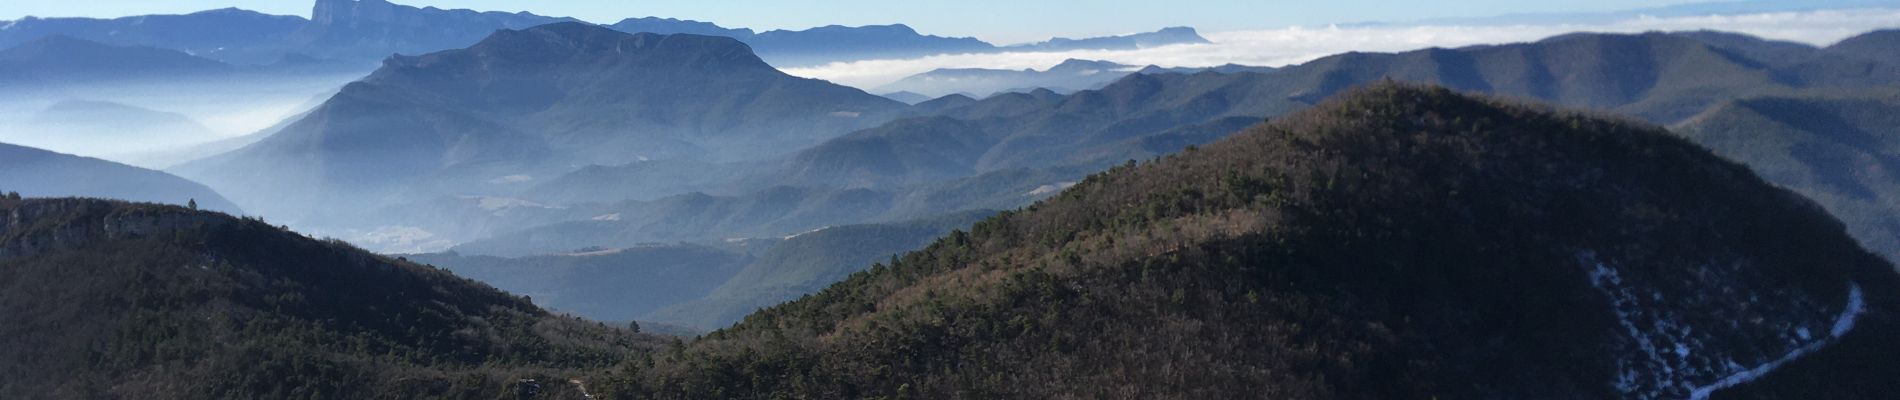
[1688,284,1865,400]
[1578,250,1864,399]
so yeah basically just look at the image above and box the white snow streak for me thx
[1687,284,1866,400]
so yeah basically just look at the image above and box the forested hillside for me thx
[0,198,656,398]
[594,84,1900,399]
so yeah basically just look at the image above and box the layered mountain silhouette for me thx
[877,59,1138,98]
[1,0,1213,68]
[607,19,1210,67]
[1676,92,1900,267]
[609,17,756,38]
[744,24,995,67]
[0,198,656,398]
[7,100,221,163]
[877,59,1282,99]
[400,29,1900,270]
[0,35,232,88]
[1007,26,1211,51]
[0,142,240,213]
[1135,63,1278,75]
[764,30,1900,251]
[173,22,902,224]
[593,83,1900,399]
[288,0,577,63]
[879,90,935,104]
[0,8,304,65]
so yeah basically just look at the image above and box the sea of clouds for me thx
[786,8,1900,89]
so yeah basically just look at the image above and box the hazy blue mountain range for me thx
[386,28,1900,333]
[1135,63,1278,75]
[879,90,935,104]
[0,0,1213,68]
[0,35,232,88]
[200,27,1900,268]
[608,17,756,38]
[287,0,579,63]
[0,142,240,213]
[607,20,1211,67]
[1354,0,1900,27]
[1005,26,1211,51]
[744,24,996,67]
[4,0,1900,394]
[419,29,1839,250]
[171,22,904,227]
[0,8,304,65]
[870,57,1284,100]
[3,100,220,160]
[0,34,373,95]
[876,59,1140,98]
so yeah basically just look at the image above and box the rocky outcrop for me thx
[0,199,233,261]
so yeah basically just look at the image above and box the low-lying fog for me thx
[0,72,363,169]
[787,7,1900,89]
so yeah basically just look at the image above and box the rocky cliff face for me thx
[0,199,232,261]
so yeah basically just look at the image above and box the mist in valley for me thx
[0,72,361,169]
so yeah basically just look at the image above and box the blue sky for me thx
[0,0,1737,44]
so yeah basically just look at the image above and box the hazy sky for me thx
[0,0,1739,44]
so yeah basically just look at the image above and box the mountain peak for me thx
[439,22,765,70]
[1049,58,1130,73]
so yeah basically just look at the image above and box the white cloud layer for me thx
[785,8,1900,89]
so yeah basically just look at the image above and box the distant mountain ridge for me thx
[876,59,1138,97]
[811,30,1900,187]
[0,8,304,65]
[705,28,1900,268]
[0,35,232,87]
[877,58,1278,98]
[5,100,222,163]
[1,0,1212,67]
[356,29,1900,263]
[0,142,240,214]
[172,22,902,228]
[288,0,580,62]
[1007,26,1211,51]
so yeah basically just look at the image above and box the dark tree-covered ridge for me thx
[0,198,659,399]
[597,83,1900,399]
